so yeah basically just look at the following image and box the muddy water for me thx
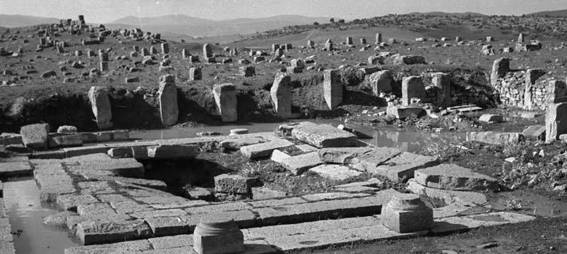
[4,179,79,254]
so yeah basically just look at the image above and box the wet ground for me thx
[3,178,79,254]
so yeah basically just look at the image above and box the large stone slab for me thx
[20,123,50,149]
[363,152,438,182]
[213,83,238,122]
[414,164,498,191]
[309,164,363,181]
[0,161,33,177]
[88,86,113,130]
[466,131,523,145]
[158,75,179,127]
[291,122,358,148]
[240,138,294,160]
[279,152,323,175]
[407,179,487,205]
[320,147,401,167]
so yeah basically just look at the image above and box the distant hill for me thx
[0,14,59,28]
[108,14,327,37]
[408,11,486,17]
[530,9,567,17]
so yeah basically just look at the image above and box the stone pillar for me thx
[346,36,353,46]
[98,50,108,62]
[182,49,189,58]
[524,69,545,110]
[161,43,169,54]
[99,61,108,72]
[325,39,334,51]
[323,69,343,110]
[88,86,113,129]
[307,40,314,48]
[192,219,244,254]
[360,38,367,44]
[432,72,451,106]
[517,33,525,44]
[141,47,149,56]
[270,72,292,118]
[158,75,179,127]
[401,76,425,106]
[150,46,157,54]
[546,102,567,143]
[271,44,280,52]
[189,67,202,81]
[213,83,238,122]
[369,70,393,96]
[375,33,382,44]
[203,43,214,63]
[490,58,510,87]
[381,194,433,233]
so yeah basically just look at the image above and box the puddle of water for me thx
[131,121,465,154]
[489,190,567,217]
[3,178,79,254]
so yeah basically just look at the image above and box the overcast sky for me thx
[1,0,567,23]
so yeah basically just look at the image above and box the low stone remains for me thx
[87,86,113,129]
[323,69,343,110]
[467,131,523,145]
[381,194,433,233]
[157,75,179,127]
[291,122,358,148]
[270,73,292,118]
[213,83,238,122]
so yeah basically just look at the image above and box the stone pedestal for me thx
[213,83,238,122]
[323,69,343,110]
[381,194,433,233]
[193,219,244,254]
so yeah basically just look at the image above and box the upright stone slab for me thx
[546,102,567,143]
[189,67,202,81]
[401,76,425,106]
[213,83,238,122]
[368,70,393,96]
[87,86,113,129]
[432,72,451,106]
[517,33,525,44]
[375,33,382,44]
[182,49,189,58]
[524,69,546,110]
[270,73,292,118]
[323,69,343,110]
[307,40,315,48]
[325,39,334,51]
[203,43,213,61]
[160,43,169,54]
[20,123,50,149]
[345,36,353,46]
[158,75,179,127]
[548,80,567,104]
[491,58,510,86]
[99,61,108,72]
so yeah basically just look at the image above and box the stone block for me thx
[147,145,199,160]
[291,122,358,148]
[546,102,567,143]
[522,125,545,140]
[479,114,503,123]
[279,152,322,175]
[214,174,254,194]
[466,131,523,145]
[193,220,244,254]
[401,76,425,106]
[309,164,362,181]
[20,123,50,149]
[240,138,294,160]
[270,73,292,118]
[158,75,179,127]
[213,83,238,122]
[88,86,113,129]
[48,134,83,148]
[323,69,343,110]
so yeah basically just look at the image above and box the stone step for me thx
[74,189,401,245]
[65,211,535,254]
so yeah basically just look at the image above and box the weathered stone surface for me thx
[319,147,391,164]
[432,72,451,106]
[213,83,238,122]
[88,86,113,129]
[333,178,383,193]
[57,125,78,134]
[193,220,245,254]
[381,193,433,233]
[189,67,202,81]
[269,149,290,164]
[309,164,362,181]
[279,152,322,175]
[0,161,33,178]
[20,123,50,149]
[546,102,567,143]
[414,164,498,191]
[158,75,179,127]
[251,187,287,200]
[270,73,292,118]
[214,174,254,194]
[365,152,437,182]
[548,80,567,104]
[491,58,510,86]
[76,219,152,245]
[431,212,535,234]
[56,194,99,211]
[0,133,22,146]
[401,76,425,106]
[323,69,343,110]
[291,122,358,148]
[368,70,393,96]
[407,179,487,205]
[386,105,426,119]
[48,134,83,148]
[479,114,503,123]
[466,131,523,145]
[240,138,294,159]
[220,137,266,150]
